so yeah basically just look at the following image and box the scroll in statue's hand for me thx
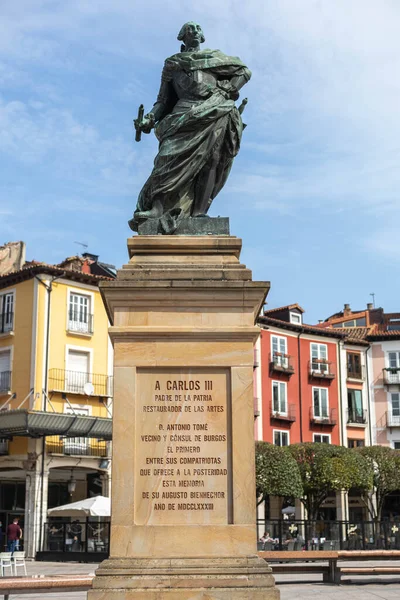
[135,113,156,135]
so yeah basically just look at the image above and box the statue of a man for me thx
[129,22,251,234]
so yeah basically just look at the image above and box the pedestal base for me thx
[88,556,278,600]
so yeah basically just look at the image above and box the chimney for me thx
[367,303,373,310]
[343,303,351,316]
[318,320,323,324]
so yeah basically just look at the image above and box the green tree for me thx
[289,443,373,519]
[357,446,400,522]
[255,442,303,505]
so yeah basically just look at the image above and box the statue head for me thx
[177,22,205,52]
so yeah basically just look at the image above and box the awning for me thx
[0,409,112,440]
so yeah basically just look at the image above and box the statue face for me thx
[182,22,204,48]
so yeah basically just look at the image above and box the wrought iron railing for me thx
[46,436,108,457]
[309,407,337,425]
[0,311,13,334]
[386,412,400,427]
[43,521,110,555]
[0,371,11,393]
[257,519,400,551]
[67,310,94,335]
[48,369,113,396]
[347,408,367,424]
[270,353,295,375]
[347,365,364,380]
[270,403,296,422]
[309,360,335,379]
[383,368,400,385]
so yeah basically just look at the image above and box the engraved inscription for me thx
[135,369,229,525]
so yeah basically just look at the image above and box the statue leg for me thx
[191,150,220,217]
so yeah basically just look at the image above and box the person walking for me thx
[7,517,21,553]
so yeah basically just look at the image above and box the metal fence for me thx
[46,436,108,457]
[257,519,400,551]
[48,369,113,396]
[43,521,110,555]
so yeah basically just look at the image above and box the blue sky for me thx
[1,0,399,323]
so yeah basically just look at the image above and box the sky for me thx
[0,0,399,323]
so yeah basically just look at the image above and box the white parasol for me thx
[47,495,110,517]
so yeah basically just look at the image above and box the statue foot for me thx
[192,213,209,218]
[128,200,163,232]
[134,202,163,220]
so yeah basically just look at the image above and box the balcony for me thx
[347,408,367,425]
[46,435,108,457]
[310,407,337,426]
[270,353,295,376]
[0,371,11,394]
[270,403,296,423]
[347,365,364,381]
[0,312,13,334]
[309,360,335,380]
[386,412,400,428]
[48,369,113,397]
[383,368,400,386]
[67,311,94,335]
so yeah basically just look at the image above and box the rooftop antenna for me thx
[74,241,88,255]
[370,293,375,308]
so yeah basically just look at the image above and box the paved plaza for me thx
[1,561,399,600]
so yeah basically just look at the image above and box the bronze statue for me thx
[129,22,251,234]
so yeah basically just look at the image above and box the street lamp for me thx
[68,470,76,495]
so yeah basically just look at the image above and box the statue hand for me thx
[135,113,155,135]
[217,81,239,101]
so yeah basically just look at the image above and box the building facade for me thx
[255,303,379,521]
[0,251,114,556]
[321,303,400,450]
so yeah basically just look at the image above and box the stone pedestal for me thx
[89,235,279,600]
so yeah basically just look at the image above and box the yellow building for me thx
[0,249,114,558]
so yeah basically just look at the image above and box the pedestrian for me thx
[7,517,21,553]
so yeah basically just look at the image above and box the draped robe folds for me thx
[130,49,251,234]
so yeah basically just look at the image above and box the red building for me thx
[257,304,342,447]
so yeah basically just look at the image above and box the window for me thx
[66,350,90,393]
[388,352,400,369]
[0,292,14,333]
[272,381,287,414]
[394,442,400,450]
[313,387,329,419]
[347,352,362,379]
[332,318,366,328]
[311,343,328,373]
[274,430,289,446]
[68,293,92,334]
[388,319,400,331]
[271,335,288,367]
[347,389,364,423]
[391,393,400,417]
[348,439,365,448]
[290,312,302,324]
[63,405,89,454]
[314,434,330,444]
[0,349,11,393]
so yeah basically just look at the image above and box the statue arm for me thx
[230,67,252,92]
[216,67,251,101]
[145,68,175,124]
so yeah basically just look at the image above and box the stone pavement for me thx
[3,561,400,599]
